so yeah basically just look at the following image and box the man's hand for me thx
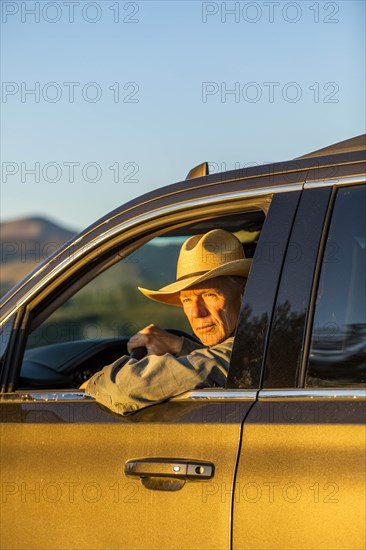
[127,324,183,356]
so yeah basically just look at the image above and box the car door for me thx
[0,185,302,550]
[231,181,366,549]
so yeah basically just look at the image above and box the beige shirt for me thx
[85,336,233,415]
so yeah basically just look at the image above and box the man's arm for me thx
[83,337,233,415]
[178,336,205,356]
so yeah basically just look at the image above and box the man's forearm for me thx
[84,337,233,415]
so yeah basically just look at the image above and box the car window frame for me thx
[1,192,275,393]
[299,181,366,388]
[261,178,365,391]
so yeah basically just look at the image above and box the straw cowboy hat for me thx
[138,229,252,306]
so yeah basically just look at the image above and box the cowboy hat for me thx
[138,229,252,306]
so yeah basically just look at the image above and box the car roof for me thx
[298,134,366,159]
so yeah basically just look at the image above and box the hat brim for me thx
[138,259,252,307]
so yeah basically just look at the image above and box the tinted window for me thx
[306,185,366,386]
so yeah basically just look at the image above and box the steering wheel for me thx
[130,329,200,360]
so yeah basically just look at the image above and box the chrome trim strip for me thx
[4,388,363,403]
[258,389,366,400]
[1,184,302,325]
[0,390,258,403]
[1,392,94,403]
[172,389,258,401]
[304,176,365,189]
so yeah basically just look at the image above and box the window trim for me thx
[304,175,366,189]
[257,388,366,400]
[0,389,259,404]
[298,186,337,388]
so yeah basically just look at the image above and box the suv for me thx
[1,135,365,550]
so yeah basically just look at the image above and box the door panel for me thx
[232,184,366,549]
[232,394,366,550]
[1,393,255,550]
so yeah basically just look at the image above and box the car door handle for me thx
[125,458,214,481]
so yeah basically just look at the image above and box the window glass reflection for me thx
[306,185,366,386]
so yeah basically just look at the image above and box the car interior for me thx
[18,208,266,390]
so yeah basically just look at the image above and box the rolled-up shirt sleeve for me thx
[84,337,233,415]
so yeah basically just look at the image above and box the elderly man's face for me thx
[180,276,245,346]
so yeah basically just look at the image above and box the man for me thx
[81,229,252,414]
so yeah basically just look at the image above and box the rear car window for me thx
[306,185,366,386]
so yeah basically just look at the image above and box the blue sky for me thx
[1,0,365,231]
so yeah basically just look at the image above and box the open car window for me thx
[25,236,191,350]
[18,208,265,390]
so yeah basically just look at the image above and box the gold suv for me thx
[1,135,365,550]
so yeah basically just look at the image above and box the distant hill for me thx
[0,216,183,299]
[0,216,77,296]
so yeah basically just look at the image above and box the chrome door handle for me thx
[125,458,214,481]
